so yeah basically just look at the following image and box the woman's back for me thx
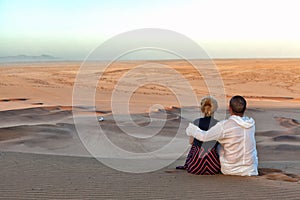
[192,116,218,146]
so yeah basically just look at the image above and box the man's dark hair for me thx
[230,95,247,114]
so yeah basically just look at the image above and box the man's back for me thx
[218,115,258,176]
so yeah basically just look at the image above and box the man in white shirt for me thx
[186,95,258,176]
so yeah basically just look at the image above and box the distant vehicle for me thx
[98,116,104,122]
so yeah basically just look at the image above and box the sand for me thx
[0,152,299,200]
[0,59,300,199]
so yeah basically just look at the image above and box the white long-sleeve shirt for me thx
[186,115,258,176]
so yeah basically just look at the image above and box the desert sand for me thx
[0,59,300,199]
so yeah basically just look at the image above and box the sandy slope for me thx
[0,151,299,200]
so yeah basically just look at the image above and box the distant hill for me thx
[0,54,61,62]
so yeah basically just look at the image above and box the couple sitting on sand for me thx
[177,95,258,176]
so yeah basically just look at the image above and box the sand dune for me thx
[0,59,300,198]
[0,106,72,128]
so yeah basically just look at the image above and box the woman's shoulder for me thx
[211,117,219,123]
[192,118,201,126]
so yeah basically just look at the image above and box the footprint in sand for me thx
[258,168,300,182]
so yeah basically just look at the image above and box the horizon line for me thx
[1,57,300,65]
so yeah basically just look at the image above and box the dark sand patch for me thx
[274,116,300,128]
[31,102,44,105]
[256,127,300,137]
[0,98,29,102]
[273,135,300,142]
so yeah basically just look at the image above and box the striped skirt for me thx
[181,144,221,175]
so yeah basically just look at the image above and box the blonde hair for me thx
[200,96,218,117]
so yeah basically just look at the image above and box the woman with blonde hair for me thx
[176,96,220,175]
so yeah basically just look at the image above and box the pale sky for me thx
[1,0,300,60]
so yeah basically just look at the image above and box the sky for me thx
[1,0,300,60]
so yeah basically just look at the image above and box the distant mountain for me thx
[0,54,61,62]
